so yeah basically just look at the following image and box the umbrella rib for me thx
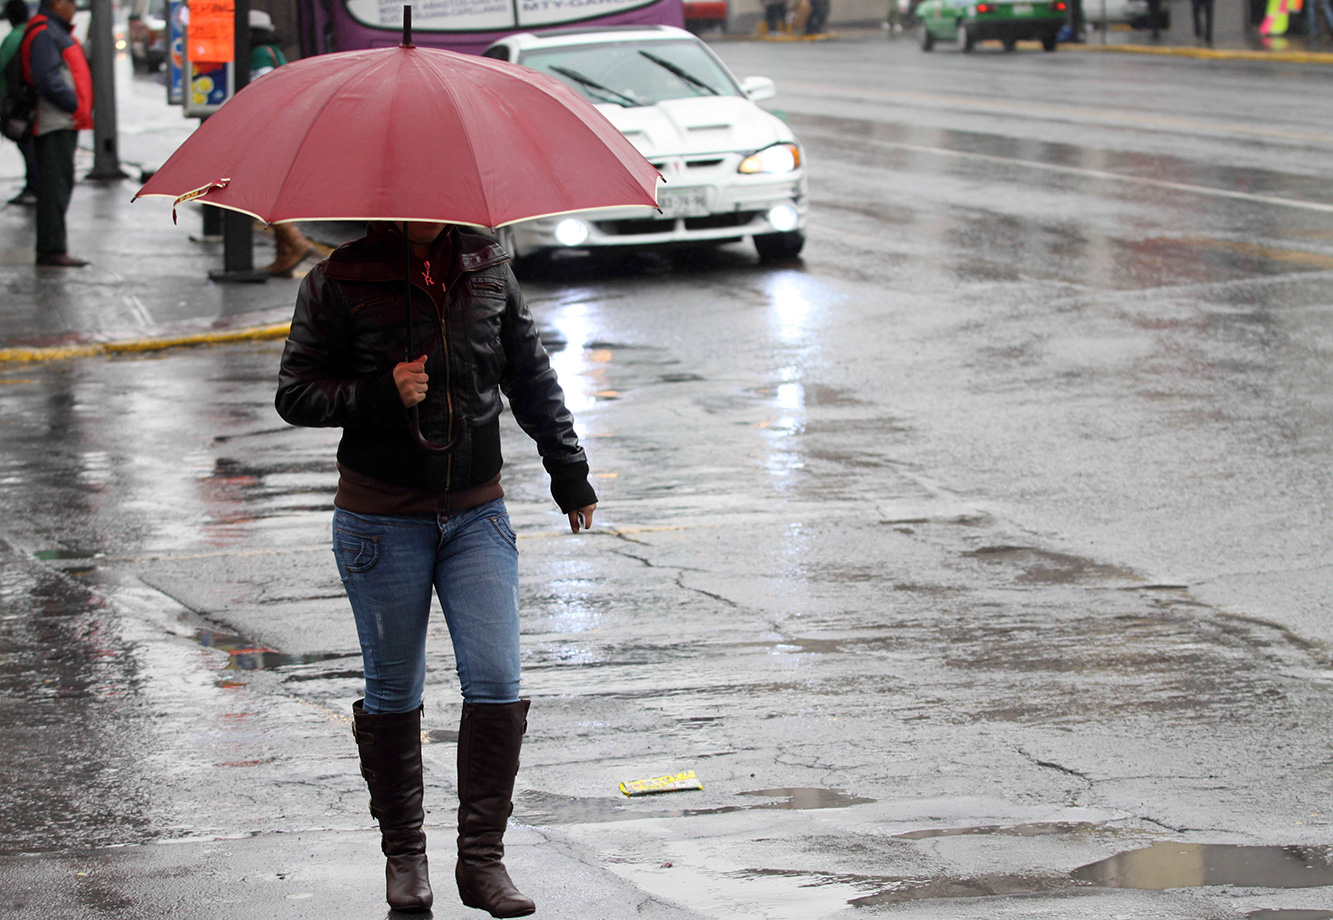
[270,70,370,223]
[417,56,490,225]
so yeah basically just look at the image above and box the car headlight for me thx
[738,143,801,175]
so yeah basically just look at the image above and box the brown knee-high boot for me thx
[455,700,535,918]
[352,700,434,913]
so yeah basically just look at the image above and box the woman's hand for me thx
[569,504,596,534]
[394,354,430,407]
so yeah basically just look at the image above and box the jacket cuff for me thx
[545,457,597,514]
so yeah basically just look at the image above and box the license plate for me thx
[658,187,711,218]
[1013,3,1033,11]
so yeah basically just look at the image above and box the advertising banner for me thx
[183,0,235,118]
[167,0,185,105]
[343,0,657,32]
[188,0,236,61]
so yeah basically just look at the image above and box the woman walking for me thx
[275,219,597,916]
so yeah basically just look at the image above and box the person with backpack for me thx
[0,0,38,206]
[18,0,92,267]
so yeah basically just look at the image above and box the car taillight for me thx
[1051,1,1067,8]
[976,2,994,11]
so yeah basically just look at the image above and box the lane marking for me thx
[781,83,1333,147]
[798,126,1333,215]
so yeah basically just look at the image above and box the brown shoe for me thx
[36,253,89,267]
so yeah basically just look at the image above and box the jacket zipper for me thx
[410,278,455,490]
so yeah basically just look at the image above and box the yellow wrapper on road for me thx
[619,770,703,797]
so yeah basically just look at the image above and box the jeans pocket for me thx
[333,527,381,573]
[487,513,518,552]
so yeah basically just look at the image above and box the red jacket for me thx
[19,7,93,134]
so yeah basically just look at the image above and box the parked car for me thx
[917,0,1068,51]
[481,25,807,263]
[1079,0,1153,25]
[128,0,168,72]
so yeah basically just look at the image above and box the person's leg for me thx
[434,499,533,918]
[20,135,37,195]
[34,129,76,258]
[334,510,438,912]
[267,222,316,276]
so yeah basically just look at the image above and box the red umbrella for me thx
[135,22,661,227]
[135,11,660,452]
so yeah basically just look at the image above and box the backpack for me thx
[0,26,38,143]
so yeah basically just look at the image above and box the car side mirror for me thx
[740,76,776,102]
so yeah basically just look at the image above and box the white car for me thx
[481,26,808,263]
[1079,0,1151,24]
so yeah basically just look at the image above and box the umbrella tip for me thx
[402,5,413,47]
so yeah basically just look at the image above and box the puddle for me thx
[1072,843,1333,890]
[963,545,1137,585]
[845,842,1333,908]
[738,788,875,810]
[895,821,1098,840]
[193,629,350,671]
[520,786,875,826]
[32,547,103,562]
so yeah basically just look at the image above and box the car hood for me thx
[599,96,794,159]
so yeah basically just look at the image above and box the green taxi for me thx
[917,0,1068,52]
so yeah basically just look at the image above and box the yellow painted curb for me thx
[0,322,291,365]
[1064,42,1333,64]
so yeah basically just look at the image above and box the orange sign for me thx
[188,0,234,63]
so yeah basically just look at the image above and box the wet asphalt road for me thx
[3,35,1333,920]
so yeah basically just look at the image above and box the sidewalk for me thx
[729,19,1333,63]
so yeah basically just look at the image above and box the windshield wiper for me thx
[637,50,719,96]
[548,65,640,107]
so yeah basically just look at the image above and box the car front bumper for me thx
[507,173,807,256]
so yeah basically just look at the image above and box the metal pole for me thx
[212,0,267,281]
[87,0,127,180]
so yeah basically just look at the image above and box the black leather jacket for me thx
[275,224,595,513]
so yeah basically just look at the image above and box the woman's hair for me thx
[4,0,30,27]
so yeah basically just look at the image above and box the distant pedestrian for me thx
[1147,0,1163,38]
[247,9,317,276]
[276,219,598,917]
[1,0,38,207]
[1191,0,1214,42]
[762,0,787,34]
[18,0,91,267]
[885,0,901,33]
[805,0,830,33]
[1308,0,1333,40]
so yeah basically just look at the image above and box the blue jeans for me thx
[332,499,521,714]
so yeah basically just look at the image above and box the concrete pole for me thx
[87,0,127,180]
[213,0,267,281]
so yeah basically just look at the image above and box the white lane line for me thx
[798,127,1333,215]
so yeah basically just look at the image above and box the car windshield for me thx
[519,39,740,107]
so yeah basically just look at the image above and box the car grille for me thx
[595,211,760,236]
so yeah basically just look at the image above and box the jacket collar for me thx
[323,224,508,284]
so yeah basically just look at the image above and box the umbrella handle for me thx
[409,409,466,453]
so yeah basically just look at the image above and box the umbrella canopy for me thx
[134,42,661,226]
